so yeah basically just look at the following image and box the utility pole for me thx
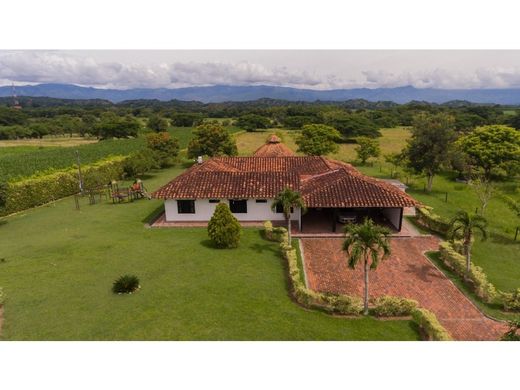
[76,150,84,194]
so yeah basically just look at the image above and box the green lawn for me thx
[0,166,418,340]
[426,252,520,322]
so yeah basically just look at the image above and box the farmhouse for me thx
[152,137,417,233]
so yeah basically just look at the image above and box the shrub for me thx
[501,320,520,341]
[439,241,498,303]
[123,149,156,177]
[415,207,450,236]
[0,156,127,217]
[208,203,241,248]
[112,275,140,294]
[0,287,5,305]
[411,308,452,341]
[501,289,520,312]
[372,295,418,317]
[145,132,179,168]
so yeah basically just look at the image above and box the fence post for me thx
[515,227,519,241]
[444,192,448,203]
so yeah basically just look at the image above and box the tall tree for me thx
[187,123,238,158]
[403,113,456,192]
[457,125,520,180]
[448,210,488,279]
[295,124,341,156]
[236,114,271,131]
[343,218,391,315]
[271,188,306,245]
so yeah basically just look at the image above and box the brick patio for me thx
[301,236,508,341]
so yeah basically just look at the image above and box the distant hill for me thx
[2,83,520,104]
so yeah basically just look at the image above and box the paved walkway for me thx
[301,236,507,341]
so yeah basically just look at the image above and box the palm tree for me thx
[448,210,488,279]
[343,218,391,315]
[271,187,306,245]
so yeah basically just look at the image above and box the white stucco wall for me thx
[381,207,402,231]
[164,199,301,224]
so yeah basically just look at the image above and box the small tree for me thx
[271,188,306,245]
[148,115,169,132]
[469,174,496,216]
[146,132,179,168]
[187,123,238,159]
[208,203,241,248]
[384,152,404,178]
[295,124,341,156]
[448,210,488,279]
[343,218,391,315]
[355,137,381,165]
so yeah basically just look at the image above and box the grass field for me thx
[0,125,242,182]
[0,136,98,148]
[0,165,418,340]
[234,127,411,161]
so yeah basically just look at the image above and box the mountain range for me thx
[2,83,520,104]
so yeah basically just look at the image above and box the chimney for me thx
[197,156,203,164]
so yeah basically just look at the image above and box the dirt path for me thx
[301,236,507,341]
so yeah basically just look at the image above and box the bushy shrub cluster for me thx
[263,220,285,242]
[112,275,140,294]
[0,156,127,217]
[415,207,450,235]
[501,289,520,312]
[439,241,498,303]
[208,203,241,248]
[372,295,418,317]
[411,308,453,341]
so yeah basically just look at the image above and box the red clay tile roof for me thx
[152,155,418,208]
[301,169,417,208]
[253,135,295,157]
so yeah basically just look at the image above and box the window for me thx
[275,204,294,214]
[255,199,267,203]
[209,199,220,204]
[229,199,248,213]
[177,200,195,214]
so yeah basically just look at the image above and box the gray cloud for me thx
[2,51,520,90]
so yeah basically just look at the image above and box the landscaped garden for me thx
[0,165,419,340]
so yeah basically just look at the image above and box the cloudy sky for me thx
[2,50,520,90]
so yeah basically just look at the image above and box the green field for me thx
[0,124,243,182]
[0,165,418,340]
[234,127,411,161]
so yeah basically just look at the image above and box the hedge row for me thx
[0,156,127,217]
[417,206,520,313]
[265,222,364,315]
[411,308,453,341]
[415,206,450,236]
[264,221,453,340]
[439,241,498,303]
[372,295,419,317]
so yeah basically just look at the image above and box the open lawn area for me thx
[0,165,418,340]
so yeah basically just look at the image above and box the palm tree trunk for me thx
[287,217,292,245]
[363,257,369,315]
[465,243,472,280]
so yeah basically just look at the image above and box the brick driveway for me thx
[301,236,507,341]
